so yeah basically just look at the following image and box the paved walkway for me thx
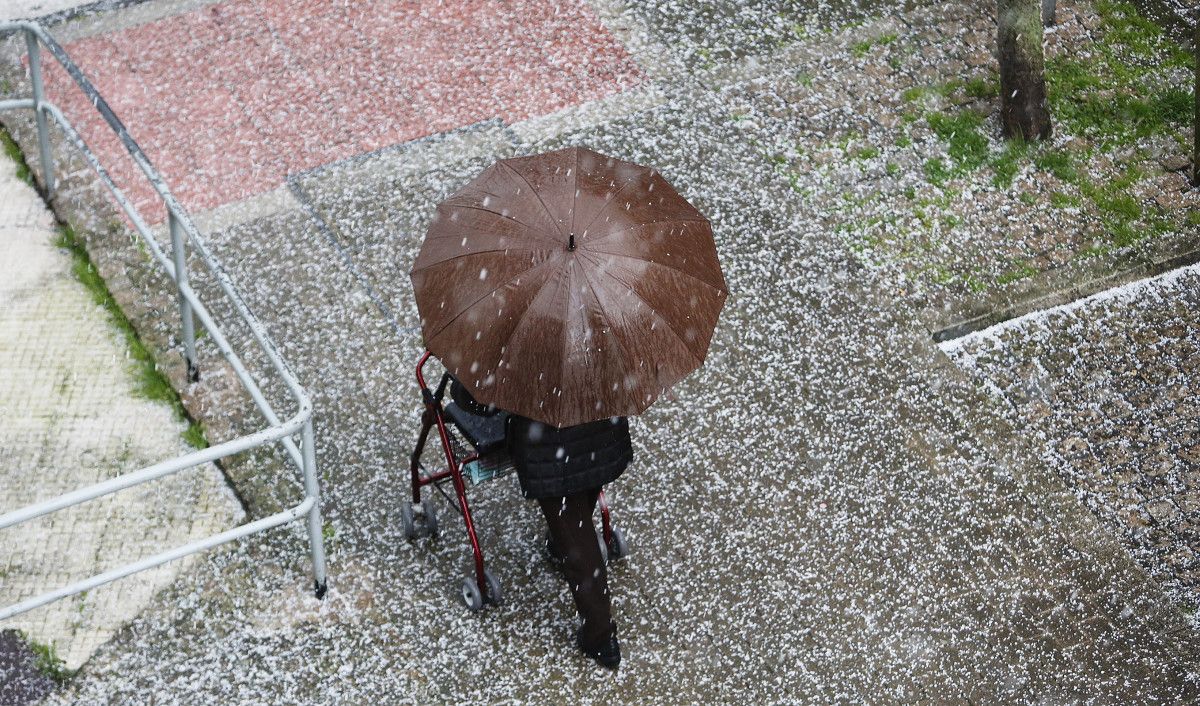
[946,262,1200,625]
[0,138,241,673]
[37,0,642,221]
[0,1,96,22]
[0,0,1195,702]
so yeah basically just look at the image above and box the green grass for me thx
[1046,0,1195,148]
[1033,149,1079,182]
[182,421,208,450]
[964,74,999,99]
[53,224,207,450]
[27,637,73,685]
[57,225,177,406]
[996,261,1039,285]
[923,157,951,186]
[927,111,989,172]
[852,32,898,57]
[990,139,1030,188]
[854,145,880,161]
[1,125,34,186]
[1050,192,1082,208]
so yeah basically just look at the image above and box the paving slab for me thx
[946,262,1200,628]
[0,134,241,670]
[32,0,643,222]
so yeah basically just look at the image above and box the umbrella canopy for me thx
[410,146,727,428]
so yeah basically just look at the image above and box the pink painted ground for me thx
[42,0,642,221]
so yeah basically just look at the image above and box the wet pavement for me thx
[0,630,56,706]
[946,263,1200,627]
[0,0,1196,702]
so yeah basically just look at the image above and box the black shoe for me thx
[577,630,620,670]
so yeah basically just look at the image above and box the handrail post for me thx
[168,209,199,381]
[24,29,55,196]
[301,418,328,598]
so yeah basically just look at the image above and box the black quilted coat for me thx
[506,415,632,499]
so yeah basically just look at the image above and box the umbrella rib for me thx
[585,249,727,293]
[580,252,703,366]
[437,203,561,245]
[424,256,559,341]
[570,148,581,237]
[411,246,545,273]
[500,162,566,237]
[578,263,637,393]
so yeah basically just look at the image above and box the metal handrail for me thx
[0,20,328,621]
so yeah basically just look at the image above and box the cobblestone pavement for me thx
[723,0,1198,332]
[0,0,1196,702]
[945,263,1200,625]
[0,146,241,669]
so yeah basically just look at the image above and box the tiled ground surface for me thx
[0,149,241,669]
[37,0,642,221]
[946,264,1200,623]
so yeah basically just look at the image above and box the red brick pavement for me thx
[42,0,642,221]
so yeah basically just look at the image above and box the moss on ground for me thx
[1,96,213,453]
[53,224,209,450]
[24,634,74,684]
[1048,0,1193,147]
[891,0,1190,284]
[1,125,34,187]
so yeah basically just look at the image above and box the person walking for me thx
[411,146,727,671]
[451,379,631,669]
[509,413,631,670]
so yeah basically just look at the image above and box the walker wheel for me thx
[420,496,439,537]
[607,526,629,560]
[400,501,418,540]
[460,574,484,612]
[483,568,502,606]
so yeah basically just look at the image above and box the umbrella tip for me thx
[568,233,576,251]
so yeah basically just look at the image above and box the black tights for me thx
[537,488,614,646]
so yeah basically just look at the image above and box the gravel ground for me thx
[945,262,1200,627]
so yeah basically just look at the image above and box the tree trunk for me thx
[998,0,1053,141]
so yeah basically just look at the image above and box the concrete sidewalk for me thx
[0,0,1196,702]
[0,139,241,677]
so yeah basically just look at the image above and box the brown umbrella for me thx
[410,146,727,428]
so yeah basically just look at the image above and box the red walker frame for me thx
[407,350,623,611]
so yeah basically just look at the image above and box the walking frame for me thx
[407,350,628,611]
